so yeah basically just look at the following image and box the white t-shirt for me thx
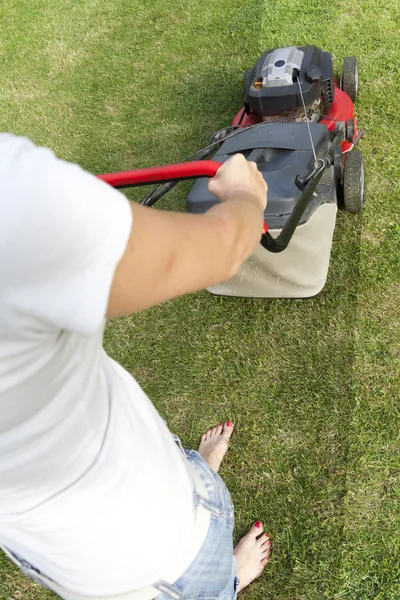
[0,134,196,595]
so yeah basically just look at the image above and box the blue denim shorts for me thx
[2,442,239,600]
[154,446,239,600]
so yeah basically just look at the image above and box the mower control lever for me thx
[260,128,346,253]
[260,158,328,253]
[295,158,329,191]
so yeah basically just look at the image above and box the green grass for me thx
[1,0,399,599]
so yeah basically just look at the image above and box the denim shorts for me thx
[3,443,239,600]
[154,446,239,600]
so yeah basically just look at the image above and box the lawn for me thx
[0,1,399,599]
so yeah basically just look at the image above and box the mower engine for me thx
[244,45,334,122]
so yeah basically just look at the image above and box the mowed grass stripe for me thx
[329,1,400,597]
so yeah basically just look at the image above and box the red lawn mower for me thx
[99,46,365,298]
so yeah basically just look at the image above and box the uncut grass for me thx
[1,0,399,599]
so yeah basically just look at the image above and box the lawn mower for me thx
[99,45,365,298]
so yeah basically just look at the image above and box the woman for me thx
[0,132,270,600]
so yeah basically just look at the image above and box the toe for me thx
[252,521,264,537]
[261,537,271,560]
[222,421,234,439]
[260,537,271,553]
[216,423,223,435]
[258,533,269,547]
[261,549,271,564]
[261,543,271,556]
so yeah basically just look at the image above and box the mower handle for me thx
[98,161,224,188]
[98,161,269,235]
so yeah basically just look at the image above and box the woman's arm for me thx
[106,154,267,316]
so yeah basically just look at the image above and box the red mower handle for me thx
[98,160,222,188]
[97,160,268,234]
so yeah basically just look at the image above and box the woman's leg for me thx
[197,422,271,593]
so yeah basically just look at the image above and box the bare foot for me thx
[234,521,271,592]
[198,422,234,472]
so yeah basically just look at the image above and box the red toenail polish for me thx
[226,421,233,427]
[219,423,222,426]
[255,521,262,528]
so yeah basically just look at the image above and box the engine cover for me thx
[245,45,334,116]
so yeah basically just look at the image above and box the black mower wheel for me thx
[343,150,365,213]
[341,56,359,102]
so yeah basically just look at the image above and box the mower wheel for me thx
[341,57,358,102]
[343,150,364,213]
